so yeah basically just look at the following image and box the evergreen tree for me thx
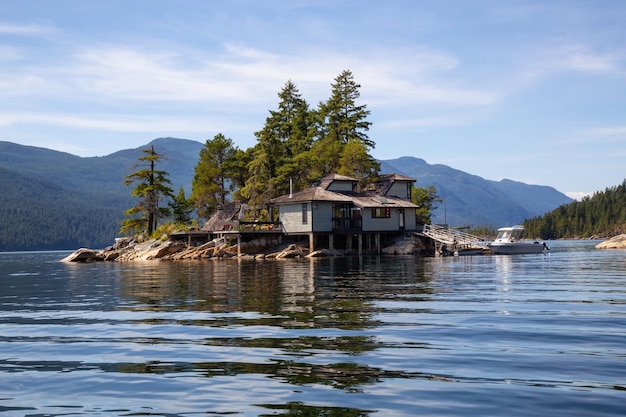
[191,133,238,219]
[121,146,173,236]
[308,70,378,182]
[242,80,313,205]
[412,185,441,225]
[523,179,626,238]
[319,69,374,148]
[169,186,194,225]
[337,139,380,187]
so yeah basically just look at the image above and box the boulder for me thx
[61,248,105,263]
[595,234,626,249]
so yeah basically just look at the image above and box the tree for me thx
[169,186,194,226]
[337,139,380,188]
[319,69,374,149]
[121,146,173,236]
[412,185,441,225]
[191,133,238,219]
[242,80,313,205]
[307,70,378,183]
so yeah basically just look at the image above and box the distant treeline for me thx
[0,166,123,251]
[523,180,626,239]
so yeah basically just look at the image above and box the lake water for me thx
[0,240,625,416]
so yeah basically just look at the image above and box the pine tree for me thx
[169,186,194,225]
[121,146,173,236]
[242,80,313,205]
[319,69,374,149]
[191,134,238,219]
[308,70,379,182]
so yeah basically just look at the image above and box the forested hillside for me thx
[0,166,122,250]
[523,180,626,239]
[0,138,202,251]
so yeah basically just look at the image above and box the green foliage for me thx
[0,166,123,251]
[121,146,173,235]
[169,186,194,225]
[191,133,239,219]
[241,70,379,207]
[412,185,441,225]
[523,180,626,239]
[319,70,374,149]
[242,80,314,206]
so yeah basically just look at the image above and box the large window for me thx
[302,203,308,224]
[372,207,391,218]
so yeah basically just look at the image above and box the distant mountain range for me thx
[0,138,572,250]
[380,157,572,227]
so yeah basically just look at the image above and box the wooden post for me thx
[329,234,334,251]
[358,233,363,255]
[237,233,241,257]
[309,233,315,253]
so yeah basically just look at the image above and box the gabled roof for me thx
[269,186,353,204]
[269,187,419,208]
[316,173,358,190]
[376,173,417,196]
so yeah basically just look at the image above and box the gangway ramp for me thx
[419,224,486,247]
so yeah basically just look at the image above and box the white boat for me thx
[487,225,550,255]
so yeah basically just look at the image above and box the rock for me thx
[61,248,105,263]
[595,234,626,249]
[382,238,417,255]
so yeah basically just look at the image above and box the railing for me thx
[237,221,282,232]
[421,224,486,246]
[332,217,362,233]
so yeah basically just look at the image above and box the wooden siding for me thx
[311,202,333,232]
[362,207,416,232]
[279,203,311,234]
[386,182,412,200]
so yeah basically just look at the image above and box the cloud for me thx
[586,126,626,135]
[566,191,591,201]
[0,22,55,36]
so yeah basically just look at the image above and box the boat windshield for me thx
[497,231,511,240]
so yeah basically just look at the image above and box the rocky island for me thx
[595,234,626,249]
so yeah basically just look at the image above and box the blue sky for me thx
[1,0,624,199]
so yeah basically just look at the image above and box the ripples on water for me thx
[0,241,625,416]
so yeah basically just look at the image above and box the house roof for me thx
[375,173,417,196]
[379,173,416,182]
[269,186,419,209]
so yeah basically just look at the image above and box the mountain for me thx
[380,156,572,227]
[0,139,571,251]
[0,138,204,251]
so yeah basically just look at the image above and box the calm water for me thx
[0,241,625,416]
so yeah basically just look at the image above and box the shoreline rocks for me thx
[595,234,626,249]
[61,235,423,263]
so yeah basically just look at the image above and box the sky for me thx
[1,1,625,199]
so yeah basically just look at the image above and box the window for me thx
[372,207,390,218]
[302,203,308,224]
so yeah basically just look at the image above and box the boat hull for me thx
[487,242,547,255]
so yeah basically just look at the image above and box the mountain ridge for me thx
[0,138,572,250]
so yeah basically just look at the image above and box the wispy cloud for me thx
[0,22,55,36]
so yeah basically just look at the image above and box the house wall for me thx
[326,181,354,192]
[279,203,312,234]
[311,202,333,232]
[278,202,335,234]
[362,207,416,232]
[385,181,412,200]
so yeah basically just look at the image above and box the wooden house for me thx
[269,173,419,253]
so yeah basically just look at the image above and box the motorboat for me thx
[487,225,550,255]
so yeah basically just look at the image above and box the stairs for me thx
[419,224,486,246]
